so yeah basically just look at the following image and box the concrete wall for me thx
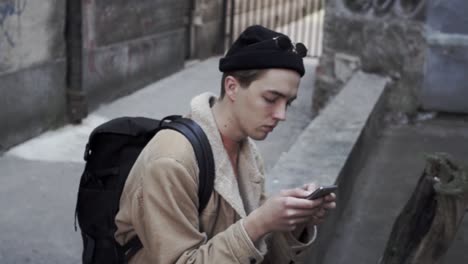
[1,0,227,151]
[420,0,468,113]
[79,0,191,110]
[1,0,315,151]
[313,0,427,117]
[314,0,468,116]
[191,0,225,59]
[0,0,66,151]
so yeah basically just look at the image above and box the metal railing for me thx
[223,0,325,57]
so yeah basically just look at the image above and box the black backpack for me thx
[74,115,215,264]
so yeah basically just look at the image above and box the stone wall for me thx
[420,0,468,113]
[314,0,468,117]
[78,0,191,111]
[0,0,67,151]
[1,0,226,151]
[190,0,225,59]
[1,0,316,151]
[67,0,227,121]
[313,0,427,117]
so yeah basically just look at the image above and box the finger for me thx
[311,209,329,222]
[324,193,336,202]
[286,216,313,227]
[279,188,310,198]
[310,215,326,225]
[285,208,321,219]
[283,197,324,209]
[322,201,336,210]
[304,183,317,192]
[315,208,327,218]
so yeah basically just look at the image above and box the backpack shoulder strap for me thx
[123,117,215,262]
[163,117,215,213]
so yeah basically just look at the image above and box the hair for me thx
[219,69,266,99]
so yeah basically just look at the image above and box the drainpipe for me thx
[189,0,203,59]
[65,0,88,124]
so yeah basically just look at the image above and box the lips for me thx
[262,125,275,132]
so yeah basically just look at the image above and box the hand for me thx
[308,193,336,225]
[288,183,337,241]
[302,183,337,225]
[244,187,324,242]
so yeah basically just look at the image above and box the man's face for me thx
[232,68,300,140]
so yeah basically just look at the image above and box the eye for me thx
[263,96,277,104]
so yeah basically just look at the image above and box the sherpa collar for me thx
[188,92,264,218]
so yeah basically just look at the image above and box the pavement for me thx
[0,56,318,264]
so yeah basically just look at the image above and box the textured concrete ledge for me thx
[266,71,389,262]
[267,71,389,193]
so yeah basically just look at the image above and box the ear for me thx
[224,76,239,102]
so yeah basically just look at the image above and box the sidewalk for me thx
[0,56,318,263]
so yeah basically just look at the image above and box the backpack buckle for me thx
[84,143,91,161]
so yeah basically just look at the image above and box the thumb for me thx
[304,183,317,192]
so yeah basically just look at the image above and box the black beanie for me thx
[219,25,307,76]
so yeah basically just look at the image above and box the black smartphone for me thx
[305,185,338,200]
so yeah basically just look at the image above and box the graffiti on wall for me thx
[343,0,426,18]
[0,0,28,47]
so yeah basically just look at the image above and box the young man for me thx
[115,25,336,263]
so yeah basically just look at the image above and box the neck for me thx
[212,98,245,143]
[213,99,242,176]
[220,132,240,158]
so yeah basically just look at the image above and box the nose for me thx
[272,103,287,121]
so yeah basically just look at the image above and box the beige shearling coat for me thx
[115,93,316,263]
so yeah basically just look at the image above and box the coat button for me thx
[249,258,256,264]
